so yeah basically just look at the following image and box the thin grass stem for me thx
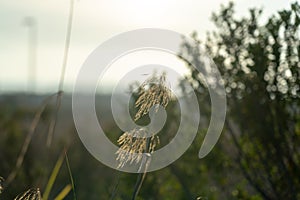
[65,150,77,200]
[46,0,75,147]
[4,92,58,189]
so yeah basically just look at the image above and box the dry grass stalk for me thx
[0,177,3,195]
[47,0,75,147]
[14,188,41,200]
[134,72,171,121]
[4,93,59,189]
[116,129,159,168]
[116,72,170,169]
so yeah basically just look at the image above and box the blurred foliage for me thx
[181,1,300,199]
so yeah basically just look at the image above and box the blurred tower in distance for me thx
[23,17,37,94]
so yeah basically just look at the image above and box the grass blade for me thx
[43,151,65,200]
[65,151,77,200]
[54,184,71,200]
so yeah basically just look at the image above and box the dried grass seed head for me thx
[116,72,169,169]
[134,72,171,121]
[116,129,160,168]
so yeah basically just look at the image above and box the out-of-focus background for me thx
[0,0,291,93]
[0,0,299,199]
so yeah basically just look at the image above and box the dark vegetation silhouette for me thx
[181,2,300,199]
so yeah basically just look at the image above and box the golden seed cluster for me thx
[116,129,159,169]
[14,188,41,200]
[116,72,170,169]
[135,73,171,121]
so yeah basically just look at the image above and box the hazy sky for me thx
[0,0,294,93]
